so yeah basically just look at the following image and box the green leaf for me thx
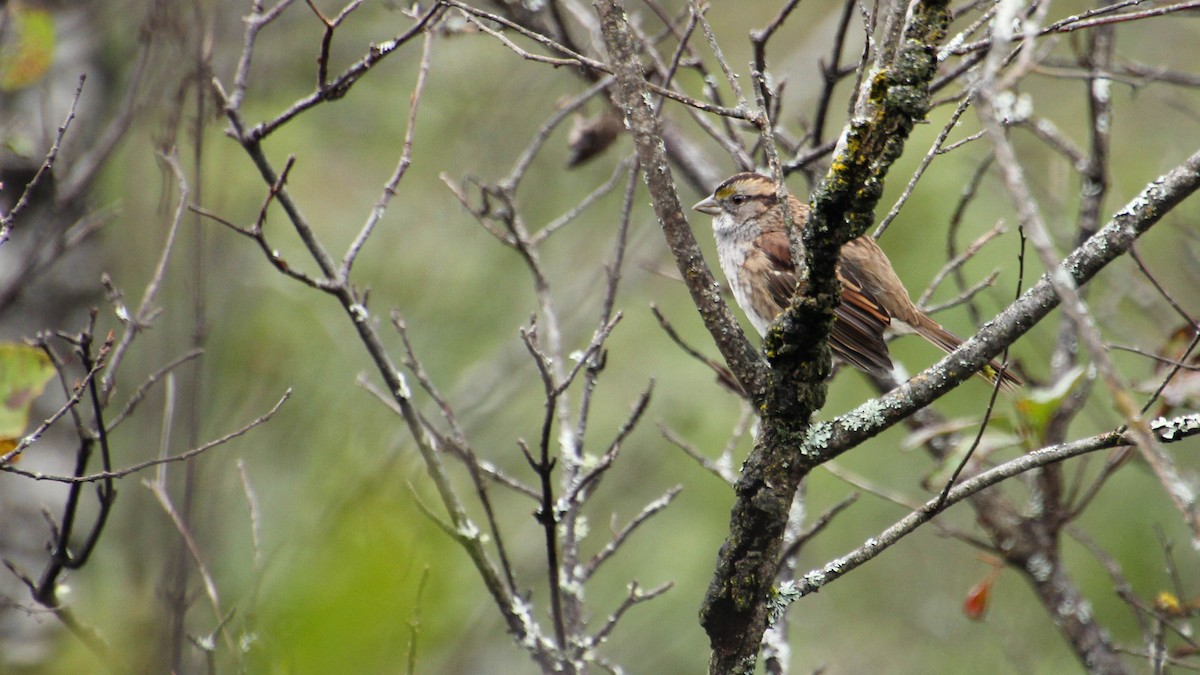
[1014,366,1089,447]
[0,343,55,440]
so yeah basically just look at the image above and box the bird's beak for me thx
[692,195,721,215]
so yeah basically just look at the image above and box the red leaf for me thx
[963,577,993,621]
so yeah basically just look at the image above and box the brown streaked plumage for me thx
[693,172,1021,391]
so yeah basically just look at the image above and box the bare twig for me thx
[3,390,289,484]
[1,336,108,466]
[790,427,1147,601]
[104,349,205,430]
[921,270,999,316]
[589,581,674,649]
[236,459,264,567]
[390,310,519,594]
[946,1,1196,56]
[776,492,858,568]
[235,3,445,140]
[101,153,191,398]
[917,219,1007,307]
[230,0,302,111]
[649,304,743,396]
[448,1,750,121]
[305,0,365,88]
[659,419,742,486]
[405,566,431,675]
[583,485,682,580]
[145,396,235,656]
[689,0,747,104]
[4,329,120,672]
[0,75,85,246]
[806,0,858,147]
[874,95,973,239]
[518,323,570,658]
[354,371,539,499]
[339,28,434,281]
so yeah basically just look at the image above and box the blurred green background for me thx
[5,1,1200,673]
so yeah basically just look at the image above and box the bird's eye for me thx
[729,194,747,206]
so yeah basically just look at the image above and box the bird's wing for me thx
[834,263,894,376]
[754,230,894,376]
[753,228,799,312]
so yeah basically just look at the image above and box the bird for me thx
[692,172,1021,391]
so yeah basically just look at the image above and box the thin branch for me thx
[792,428,1135,600]
[934,365,1006,510]
[589,581,674,649]
[504,77,616,196]
[689,0,746,104]
[567,382,653,508]
[945,0,1194,56]
[4,390,291,484]
[659,419,741,486]
[649,304,743,396]
[921,270,999,315]
[188,173,328,290]
[143,484,230,653]
[339,28,434,281]
[776,492,858,568]
[945,156,996,326]
[0,75,85,246]
[519,324,570,658]
[390,310,519,594]
[874,95,973,239]
[1129,245,1199,329]
[449,0,751,122]
[229,0,302,111]
[237,3,445,140]
[917,219,1007,308]
[405,566,431,675]
[237,459,264,567]
[305,0,365,88]
[104,349,205,430]
[354,372,539,499]
[2,338,108,466]
[583,485,682,580]
[806,0,858,147]
[101,153,191,398]
[1111,344,1200,372]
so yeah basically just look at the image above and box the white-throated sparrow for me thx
[693,172,1020,390]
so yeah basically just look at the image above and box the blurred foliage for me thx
[0,2,54,92]
[4,0,1200,673]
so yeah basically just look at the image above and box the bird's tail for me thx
[913,316,1023,393]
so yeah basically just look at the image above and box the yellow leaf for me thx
[0,437,18,463]
[0,4,56,92]
[1155,591,1182,615]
